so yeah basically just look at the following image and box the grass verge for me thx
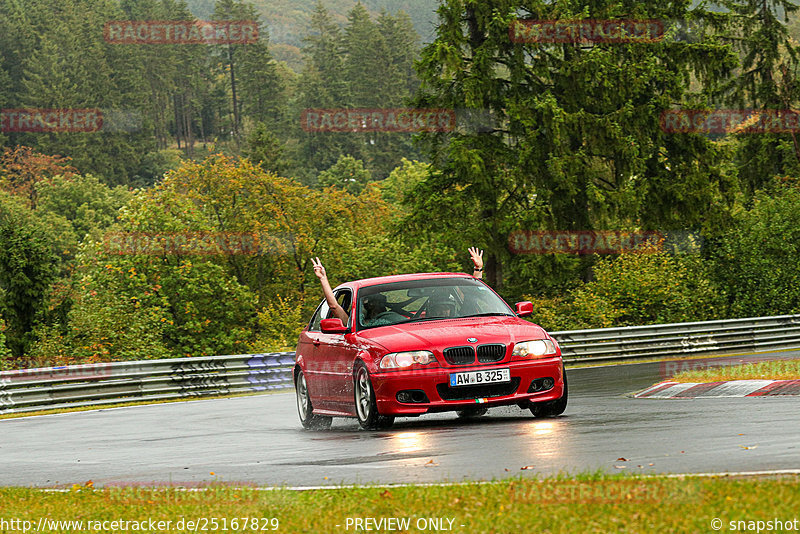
[0,475,797,533]
[670,358,800,383]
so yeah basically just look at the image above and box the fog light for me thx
[397,390,429,404]
[528,377,555,393]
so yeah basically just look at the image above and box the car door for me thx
[318,289,357,410]
[298,299,331,404]
[304,289,356,408]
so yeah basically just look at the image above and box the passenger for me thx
[311,257,349,324]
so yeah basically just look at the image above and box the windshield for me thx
[356,277,514,330]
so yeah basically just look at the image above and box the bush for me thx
[0,316,11,370]
[528,245,724,331]
[248,296,310,352]
[708,184,800,317]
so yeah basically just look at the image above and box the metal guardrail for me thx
[0,353,295,415]
[552,314,800,363]
[2,314,800,414]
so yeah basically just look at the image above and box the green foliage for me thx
[243,123,292,175]
[0,315,11,370]
[411,0,739,291]
[295,2,422,178]
[528,248,723,331]
[187,0,438,50]
[0,199,59,357]
[379,158,428,207]
[708,182,800,317]
[249,295,308,352]
[318,155,373,195]
[720,0,800,194]
[131,149,184,188]
[36,174,132,243]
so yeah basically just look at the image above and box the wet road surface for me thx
[1,351,799,487]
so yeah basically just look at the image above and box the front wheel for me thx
[354,363,394,430]
[529,367,568,418]
[296,369,332,430]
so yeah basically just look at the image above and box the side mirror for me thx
[515,301,533,317]
[321,318,348,334]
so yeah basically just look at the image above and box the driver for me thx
[361,293,390,325]
[427,293,456,318]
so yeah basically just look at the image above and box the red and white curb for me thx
[634,379,800,399]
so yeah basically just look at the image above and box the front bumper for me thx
[372,358,564,415]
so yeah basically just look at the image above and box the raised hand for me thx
[312,257,327,280]
[468,247,484,270]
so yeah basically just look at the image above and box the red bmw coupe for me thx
[293,272,567,430]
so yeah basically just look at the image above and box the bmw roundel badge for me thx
[467,337,478,343]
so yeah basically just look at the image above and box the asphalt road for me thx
[1,351,799,488]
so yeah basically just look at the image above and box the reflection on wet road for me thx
[1,351,799,487]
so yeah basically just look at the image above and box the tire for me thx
[529,367,568,418]
[354,362,394,430]
[295,369,332,430]
[456,407,489,419]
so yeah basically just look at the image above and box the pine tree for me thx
[719,0,800,193]
[411,0,738,290]
[296,2,362,176]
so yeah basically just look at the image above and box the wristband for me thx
[473,267,483,271]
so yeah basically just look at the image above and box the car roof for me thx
[334,272,475,291]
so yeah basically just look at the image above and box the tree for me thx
[318,155,372,194]
[243,122,292,175]
[718,0,800,194]
[212,0,285,142]
[0,198,58,357]
[411,0,738,291]
[296,2,360,175]
[0,146,76,209]
[378,158,428,207]
[708,180,800,317]
[0,315,11,369]
[528,244,722,331]
[15,0,153,184]
[36,173,132,242]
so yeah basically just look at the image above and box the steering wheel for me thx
[409,305,427,320]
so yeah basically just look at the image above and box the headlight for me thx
[380,351,436,369]
[512,339,557,358]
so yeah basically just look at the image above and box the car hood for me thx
[356,315,550,354]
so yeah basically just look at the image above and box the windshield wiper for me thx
[393,316,448,324]
[459,312,514,318]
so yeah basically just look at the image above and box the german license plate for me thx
[449,368,510,387]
